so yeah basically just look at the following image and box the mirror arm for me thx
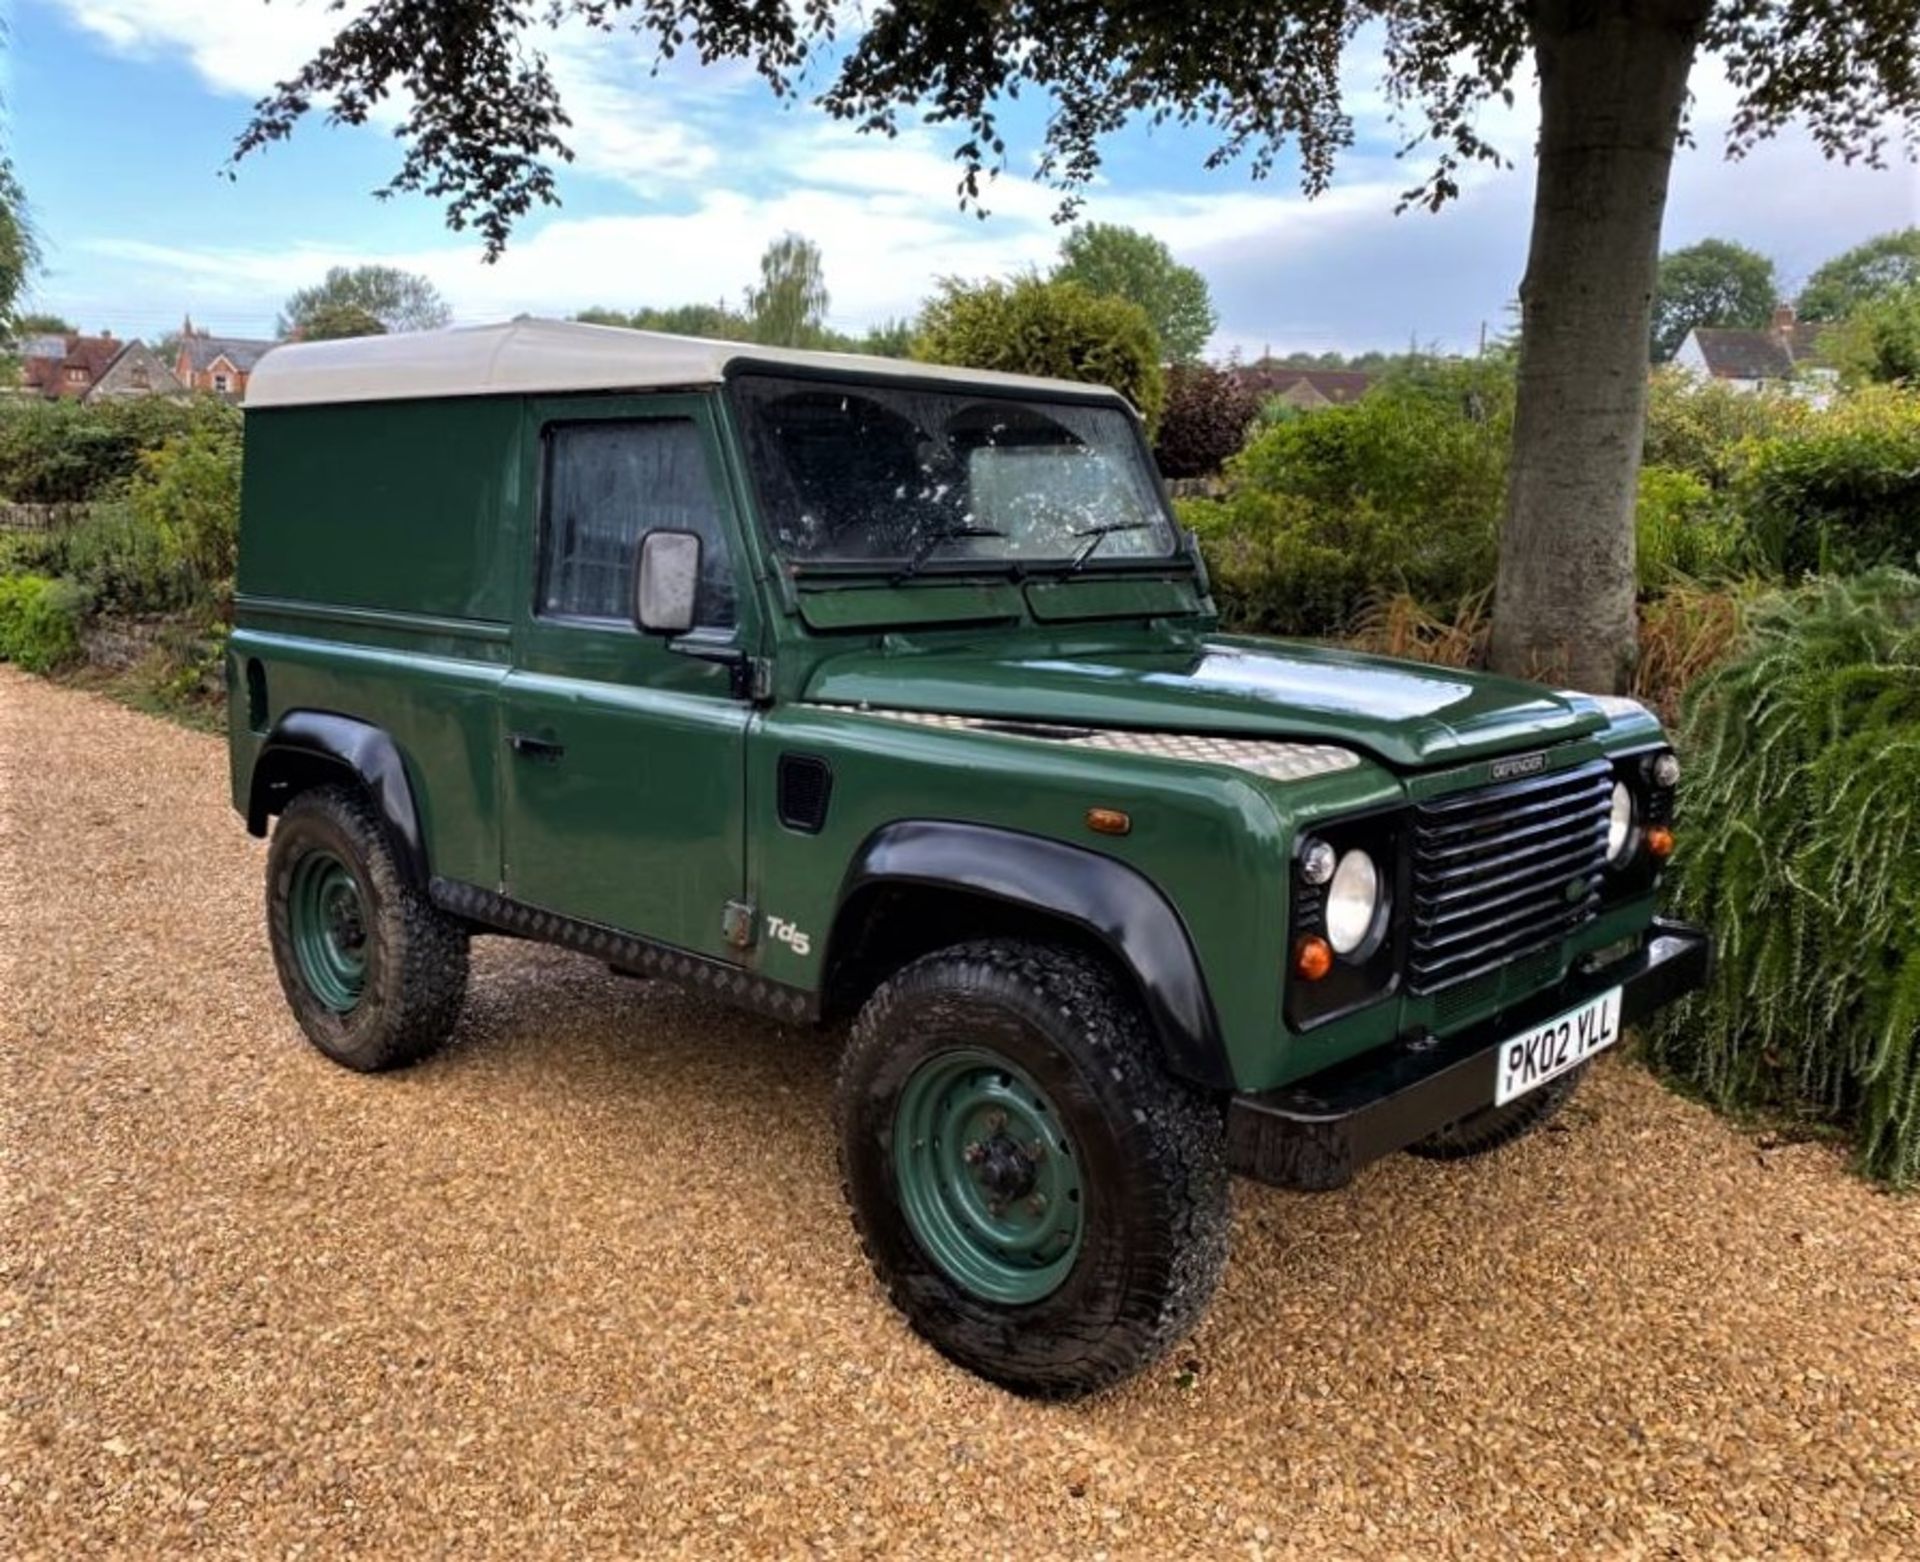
[668,638,769,703]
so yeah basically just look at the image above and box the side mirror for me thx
[635,529,702,635]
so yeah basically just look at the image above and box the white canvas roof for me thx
[244,317,1132,410]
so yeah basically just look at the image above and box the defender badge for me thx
[1490,751,1548,782]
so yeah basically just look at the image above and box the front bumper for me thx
[1226,918,1711,1191]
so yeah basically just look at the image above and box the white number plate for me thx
[1493,987,1622,1106]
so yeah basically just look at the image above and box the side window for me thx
[539,419,737,629]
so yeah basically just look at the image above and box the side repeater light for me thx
[1085,807,1132,837]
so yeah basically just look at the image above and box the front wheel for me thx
[266,785,469,1071]
[836,940,1229,1399]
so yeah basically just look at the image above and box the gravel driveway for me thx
[3,666,1916,1557]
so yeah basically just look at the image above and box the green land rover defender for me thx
[230,320,1708,1396]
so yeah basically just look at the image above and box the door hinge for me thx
[722,900,758,949]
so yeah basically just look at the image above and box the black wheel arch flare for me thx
[829,820,1232,1091]
[247,711,429,888]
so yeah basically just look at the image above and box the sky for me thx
[9,0,1919,357]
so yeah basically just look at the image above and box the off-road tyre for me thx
[1405,1063,1589,1161]
[837,939,1230,1399]
[266,784,469,1071]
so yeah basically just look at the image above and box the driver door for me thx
[499,396,753,960]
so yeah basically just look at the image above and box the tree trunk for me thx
[1489,1,1707,693]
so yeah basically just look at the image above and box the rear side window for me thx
[539,419,736,628]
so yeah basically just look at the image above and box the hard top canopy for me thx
[244,318,1135,412]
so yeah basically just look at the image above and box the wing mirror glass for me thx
[635,529,702,635]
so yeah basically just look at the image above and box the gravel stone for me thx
[3,667,1917,1557]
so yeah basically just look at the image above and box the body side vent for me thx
[776,753,833,834]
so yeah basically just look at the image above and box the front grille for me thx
[1408,760,1612,995]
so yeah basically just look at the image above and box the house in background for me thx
[173,316,277,400]
[1672,304,1834,395]
[1230,364,1376,410]
[17,332,184,403]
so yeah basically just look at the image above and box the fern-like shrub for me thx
[1651,570,1920,1184]
[0,573,88,673]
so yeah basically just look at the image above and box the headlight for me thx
[1325,849,1382,954]
[1607,780,1635,863]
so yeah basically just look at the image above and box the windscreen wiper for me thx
[890,524,1008,584]
[1068,521,1154,573]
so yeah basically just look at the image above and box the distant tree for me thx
[1829,284,1920,385]
[14,311,70,336]
[300,302,390,341]
[279,265,451,336]
[1053,224,1216,363]
[0,159,36,330]
[1797,229,1920,322]
[857,317,915,358]
[1650,239,1777,361]
[915,276,1166,431]
[746,234,829,348]
[1153,363,1260,477]
[576,302,754,340]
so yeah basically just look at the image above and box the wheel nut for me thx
[962,1141,985,1165]
[1028,1193,1048,1214]
[984,1110,1007,1132]
[1028,1139,1047,1162]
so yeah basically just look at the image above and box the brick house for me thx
[16,333,184,403]
[173,316,277,400]
[19,332,128,400]
[1229,365,1376,410]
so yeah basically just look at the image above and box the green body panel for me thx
[241,399,526,620]
[231,377,1679,1097]
[796,582,1025,631]
[801,629,1605,769]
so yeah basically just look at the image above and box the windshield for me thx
[731,373,1179,571]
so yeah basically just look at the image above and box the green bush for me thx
[913,275,1166,432]
[1182,359,1508,635]
[1642,370,1808,489]
[1738,386,1920,578]
[0,395,240,504]
[127,429,242,602]
[0,573,88,672]
[47,501,192,615]
[1652,571,1920,1185]
[1635,464,1744,587]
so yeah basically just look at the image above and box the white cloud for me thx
[41,1,1920,354]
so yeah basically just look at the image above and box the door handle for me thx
[507,732,565,760]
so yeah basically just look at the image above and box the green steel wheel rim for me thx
[892,1047,1085,1305]
[288,848,369,1013]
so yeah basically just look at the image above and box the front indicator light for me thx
[1646,826,1675,859]
[1294,935,1333,982]
[1324,848,1382,954]
[1607,781,1635,863]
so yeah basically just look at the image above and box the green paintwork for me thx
[1023,577,1203,623]
[230,372,1680,1099]
[288,848,367,1012]
[796,581,1025,630]
[801,629,1605,769]
[892,1047,1084,1304]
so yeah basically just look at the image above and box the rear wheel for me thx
[266,785,469,1071]
[837,939,1229,1398]
[1406,1064,1589,1161]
